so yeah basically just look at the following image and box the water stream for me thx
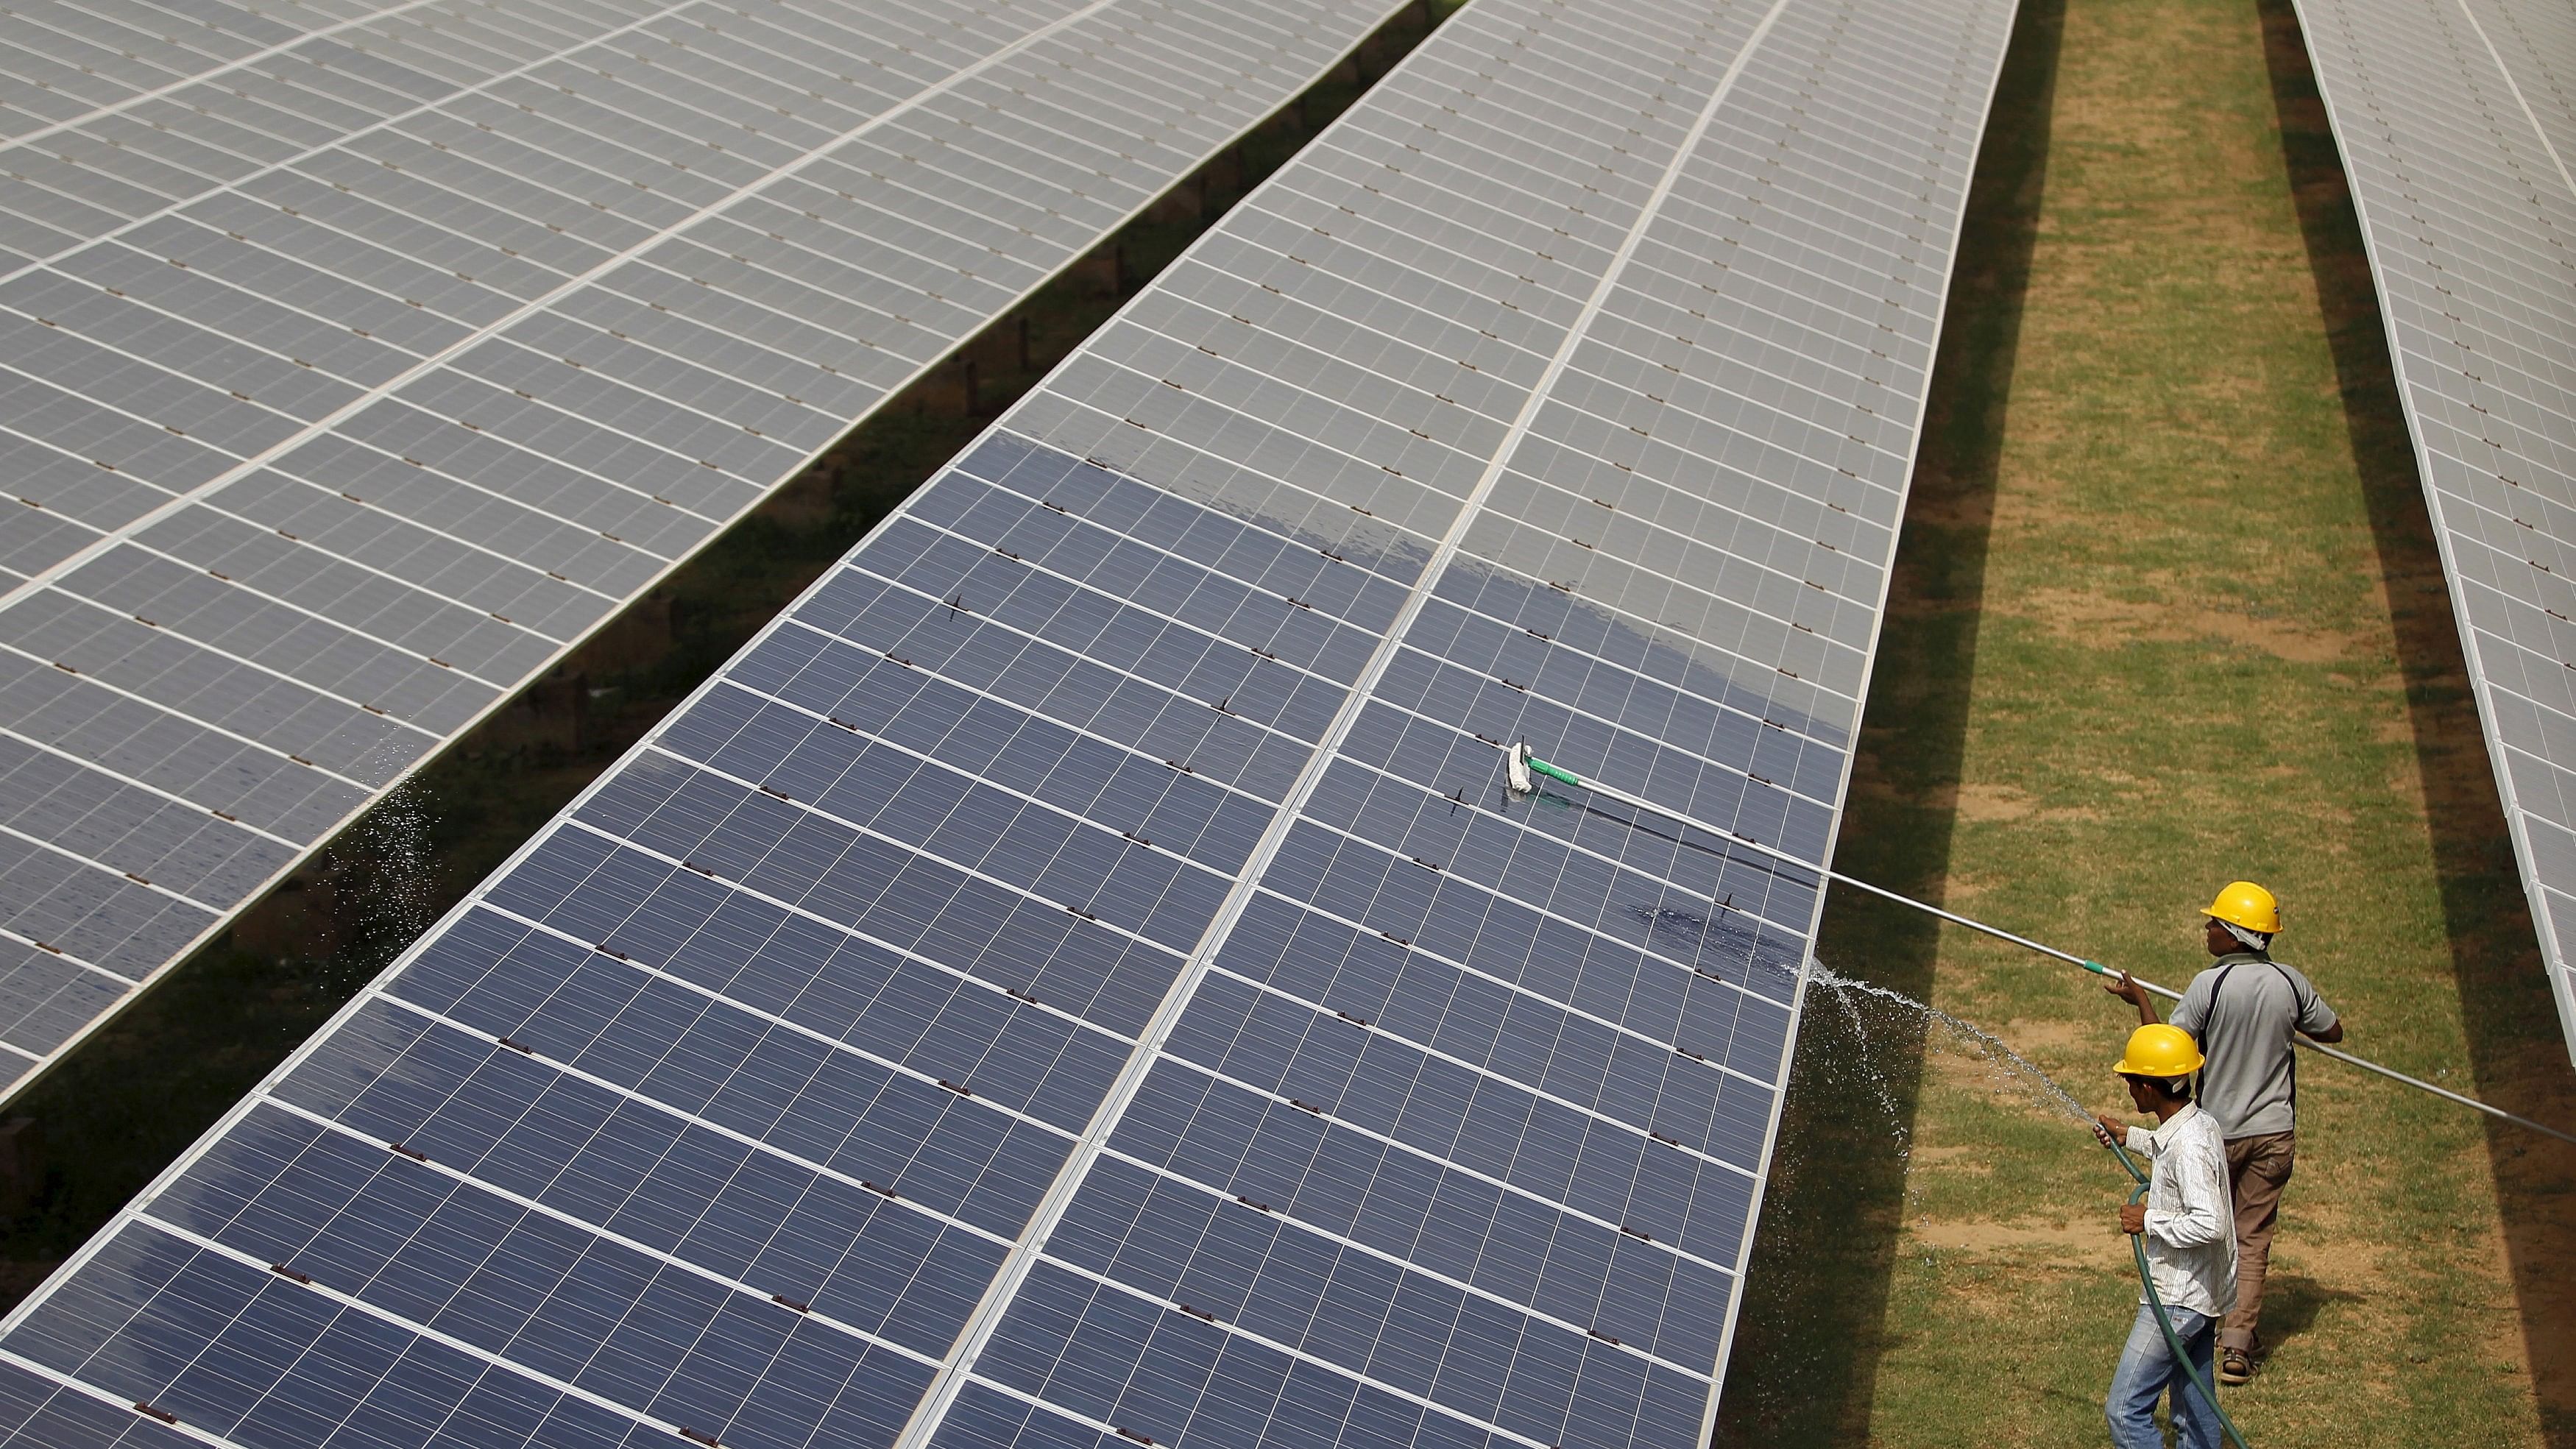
[1800,955,2098,1148]
[337,779,437,987]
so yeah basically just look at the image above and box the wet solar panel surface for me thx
[0,0,2023,1441]
[0,0,1405,1102]
[2288,0,2576,1059]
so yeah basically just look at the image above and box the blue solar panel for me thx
[0,0,2021,1440]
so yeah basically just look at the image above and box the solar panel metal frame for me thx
[2285,0,2576,1061]
[0,0,1420,1108]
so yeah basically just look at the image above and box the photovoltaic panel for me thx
[0,0,1415,1102]
[2287,0,2576,1061]
[0,0,2022,1443]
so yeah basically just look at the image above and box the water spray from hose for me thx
[1807,959,2094,1124]
[1801,960,2248,1445]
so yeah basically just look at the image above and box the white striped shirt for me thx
[2123,1103,2238,1317]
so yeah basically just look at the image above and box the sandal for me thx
[2218,1347,2254,1385]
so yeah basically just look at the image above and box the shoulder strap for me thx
[2193,963,2237,1099]
[2270,961,2310,1113]
[2268,960,2317,1020]
[2199,963,2238,1052]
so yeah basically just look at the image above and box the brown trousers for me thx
[2221,1132,2296,1352]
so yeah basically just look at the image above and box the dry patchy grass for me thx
[1717,0,2575,1438]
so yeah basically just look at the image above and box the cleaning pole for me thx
[1500,742,2576,1147]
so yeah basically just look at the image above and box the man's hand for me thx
[2092,1115,2126,1148]
[2119,1202,2147,1236]
[2102,971,2162,1027]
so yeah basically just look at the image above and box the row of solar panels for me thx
[0,0,2023,1440]
[2285,0,2576,1062]
[0,0,1420,1100]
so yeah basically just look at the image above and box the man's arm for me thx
[2104,971,2159,1025]
[2094,1120,2157,1235]
[2287,963,2344,1043]
[2092,1116,2158,1158]
[2092,1115,2153,1150]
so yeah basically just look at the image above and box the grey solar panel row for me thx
[0,0,2023,1441]
[0,0,1415,1102]
[2287,0,2576,1060]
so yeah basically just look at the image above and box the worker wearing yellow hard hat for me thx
[2203,879,2283,943]
[2112,1023,2206,1078]
[2103,881,2345,1385]
[2093,1021,2234,1449]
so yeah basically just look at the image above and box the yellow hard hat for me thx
[2114,1024,2206,1078]
[2203,880,2282,935]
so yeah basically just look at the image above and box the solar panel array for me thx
[0,0,2023,1440]
[0,0,1410,1105]
[2287,0,2576,1060]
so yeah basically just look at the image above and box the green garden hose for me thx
[2103,1136,2252,1448]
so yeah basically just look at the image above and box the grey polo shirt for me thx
[2170,952,2339,1140]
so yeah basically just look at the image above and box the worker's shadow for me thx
[1707,0,2064,1436]
[2259,0,2576,1439]
[2255,1272,2359,1356]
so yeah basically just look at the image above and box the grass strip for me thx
[1718,0,2575,1439]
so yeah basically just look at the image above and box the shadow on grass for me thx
[2254,1272,2360,1349]
[2258,0,2576,1438]
[1710,0,2065,1439]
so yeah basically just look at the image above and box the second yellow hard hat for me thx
[2114,1023,2207,1078]
[2203,879,2282,935]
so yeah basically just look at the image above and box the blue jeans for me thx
[2106,1303,2221,1449]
